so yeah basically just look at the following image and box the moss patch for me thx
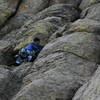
[33,22,53,34]
[90,0,97,4]
[16,96,27,100]
[69,25,88,32]
[14,36,33,50]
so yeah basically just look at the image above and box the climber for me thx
[15,37,43,65]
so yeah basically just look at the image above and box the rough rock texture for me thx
[12,63,32,79]
[81,3,100,21]
[12,52,97,100]
[0,0,100,100]
[0,67,14,100]
[14,19,59,50]
[80,0,100,10]
[0,0,50,39]
[0,40,14,65]
[0,67,11,94]
[10,32,100,100]
[68,18,100,33]
[73,66,100,100]
[0,0,21,27]
[0,66,22,100]
[33,4,79,23]
[18,0,49,14]
[50,0,81,7]
[38,32,100,63]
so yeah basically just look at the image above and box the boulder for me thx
[33,4,79,23]
[12,62,33,79]
[1,4,79,47]
[11,32,100,100]
[80,0,100,10]
[0,0,21,27]
[68,18,100,33]
[42,16,65,27]
[14,19,59,50]
[0,67,12,100]
[11,52,97,100]
[0,14,32,39]
[18,0,49,14]
[50,0,82,7]
[81,3,100,22]
[2,16,63,44]
[38,32,100,63]
[0,0,50,39]
[73,66,100,100]
[0,40,14,65]
[49,23,71,41]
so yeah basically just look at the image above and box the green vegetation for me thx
[69,25,88,32]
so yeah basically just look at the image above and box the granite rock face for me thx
[0,0,100,100]
[0,0,21,27]
[12,52,97,100]
[73,66,100,100]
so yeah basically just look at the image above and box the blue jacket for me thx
[24,43,42,52]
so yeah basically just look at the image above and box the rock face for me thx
[68,18,100,33]
[38,32,100,63]
[18,0,49,14]
[0,0,100,100]
[81,3,100,21]
[0,40,14,65]
[11,32,100,100]
[0,0,21,27]
[33,4,79,23]
[50,0,81,7]
[0,0,50,39]
[0,67,11,95]
[12,52,97,100]
[73,66,100,100]
[80,0,100,10]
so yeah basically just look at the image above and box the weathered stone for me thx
[0,40,14,65]
[73,66,100,100]
[68,18,100,33]
[33,4,79,23]
[12,63,32,79]
[1,1,100,100]
[81,3,100,21]
[18,0,49,14]
[0,0,49,39]
[80,0,100,10]
[11,32,100,100]
[0,67,12,100]
[43,16,65,27]
[50,0,81,7]
[0,13,32,39]
[49,23,71,41]
[14,19,59,50]
[1,4,79,45]
[12,52,97,100]
[0,0,21,27]
[38,32,100,63]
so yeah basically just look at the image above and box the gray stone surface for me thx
[80,0,100,10]
[50,0,82,7]
[0,0,21,27]
[33,4,79,23]
[12,52,97,100]
[38,32,100,63]
[81,3,100,22]
[68,18,100,33]
[0,1,100,100]
[0,40,14,65]
[73,66,100,100]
